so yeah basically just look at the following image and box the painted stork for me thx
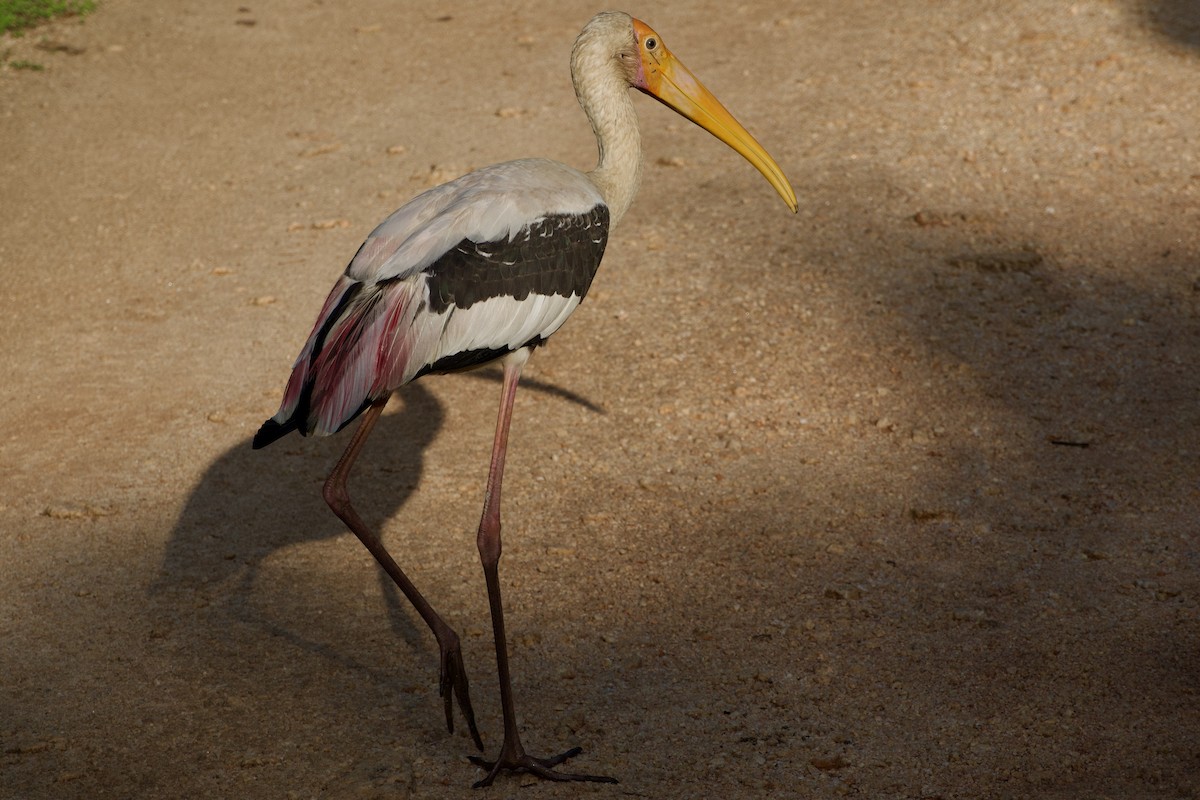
[253,10,797,787]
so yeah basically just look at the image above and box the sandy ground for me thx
[2,1,1198,798]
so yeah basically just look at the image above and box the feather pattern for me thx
[254,161,610,447]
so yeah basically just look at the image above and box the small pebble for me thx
[824,584,862,601]
[299,143,340,157]
[810,755,848,771]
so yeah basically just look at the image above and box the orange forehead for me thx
[631,18,660,46]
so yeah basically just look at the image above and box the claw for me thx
[468,746,617,788]
[437,634,483,750]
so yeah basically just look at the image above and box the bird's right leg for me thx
[467,358,617,787]
[322,394,483,750]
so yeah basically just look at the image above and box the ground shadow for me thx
[155,369,606,680]
[155,383,445,676]
[876,227,1200,521]
[1129,0,1200,50]
[677,176,1200,794]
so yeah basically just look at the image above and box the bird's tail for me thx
[251,416,300,449]
[252,274,420,448]
[252,275,360,449]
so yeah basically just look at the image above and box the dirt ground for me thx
[2,1,1198,797]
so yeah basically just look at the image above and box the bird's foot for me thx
[438,634,484,751]
[468,744,617,788]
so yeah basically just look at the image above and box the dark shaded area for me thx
[156,384,445,674]
[664,197,1200,795]
[1132,0,1200,50]
[884,248,1200,514]
[132,370,615,795]
[156,370,605,684]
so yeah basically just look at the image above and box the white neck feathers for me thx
[571,13,642,227]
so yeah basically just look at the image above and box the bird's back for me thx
[253,159,610,448]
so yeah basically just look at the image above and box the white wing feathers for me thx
[347,159,605,283]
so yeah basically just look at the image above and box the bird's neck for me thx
[580,77,642,227]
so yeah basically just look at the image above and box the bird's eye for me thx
[645,37,657,50]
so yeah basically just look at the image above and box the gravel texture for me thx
[2,1,1198,798]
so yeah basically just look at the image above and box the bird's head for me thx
[626,17,797,212]
[577,11,798,213]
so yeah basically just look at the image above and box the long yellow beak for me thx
[632,18,798,213]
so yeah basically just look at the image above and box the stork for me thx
[253,11,797,787]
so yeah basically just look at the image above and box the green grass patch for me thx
[0,0,96,36]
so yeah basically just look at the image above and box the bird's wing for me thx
[345,159,606,283]
[413,204,610,375]
[255,161,609,445]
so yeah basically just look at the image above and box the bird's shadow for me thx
[154,384,442,677]
[154,370,605,680]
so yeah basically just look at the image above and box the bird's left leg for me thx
[467,353,617,788]
[323,394,483,750]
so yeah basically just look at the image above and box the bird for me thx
[253,10,797,787]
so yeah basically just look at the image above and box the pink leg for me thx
[322,395,482,750]
[468,356,617,787]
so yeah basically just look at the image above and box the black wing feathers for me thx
[420,206,609,313]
